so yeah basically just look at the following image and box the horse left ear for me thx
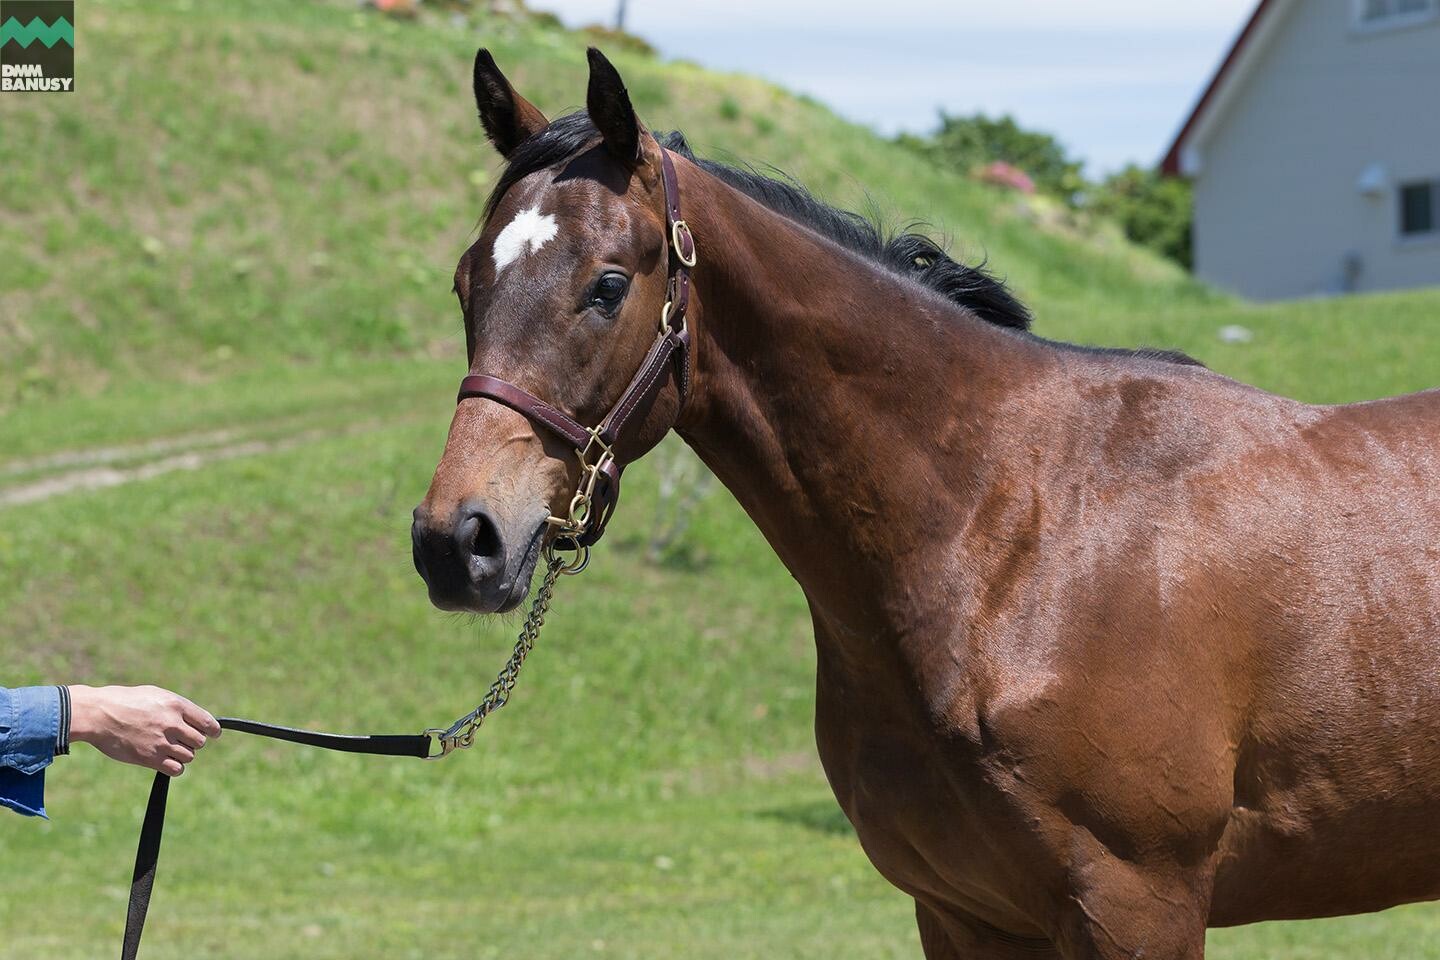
[473,49,549,157]
[586,48,643,165]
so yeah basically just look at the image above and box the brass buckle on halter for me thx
[660,299,685,335]
[671,219,697,268]
[543,428,614,557]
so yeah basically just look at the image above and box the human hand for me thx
[68,685,221,777]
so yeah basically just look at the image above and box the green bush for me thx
[1090,165,1194,269]
[900,114,1194,270]
[899,111,1086,202]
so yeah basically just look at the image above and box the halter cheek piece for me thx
[455,146,695,551]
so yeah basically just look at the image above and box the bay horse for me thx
[413,49,1440,959]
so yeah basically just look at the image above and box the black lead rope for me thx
[121,717,432,960]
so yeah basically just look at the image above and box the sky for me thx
[530,0,1259,175]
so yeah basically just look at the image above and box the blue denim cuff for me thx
[0,766,48,818]
[0,685,61,776]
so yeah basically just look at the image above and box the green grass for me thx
[3,365,1438,960]
[1,1,1437,957]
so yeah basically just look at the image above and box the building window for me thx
[1399,181,1437,237]
[1357,0,1438,26]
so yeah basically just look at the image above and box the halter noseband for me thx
[455,146,695,551]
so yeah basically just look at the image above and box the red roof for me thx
[1159,0,1276,176]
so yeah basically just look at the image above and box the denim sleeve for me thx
[0,686,62,775]
[0,686,62,819]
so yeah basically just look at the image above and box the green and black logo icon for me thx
[1,0,74,92]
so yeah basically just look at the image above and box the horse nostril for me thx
[412,501,510,608]
[454,502,504,577]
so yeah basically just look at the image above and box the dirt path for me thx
[0,416,418,509]
[0,427,249,478]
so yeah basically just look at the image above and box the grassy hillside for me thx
[2,0,1437,408]
[1,2,1437,959]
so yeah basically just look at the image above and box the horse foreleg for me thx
[1049,860,1211,960]
[915,901,1061,960]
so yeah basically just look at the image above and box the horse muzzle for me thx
[411,500,547,613]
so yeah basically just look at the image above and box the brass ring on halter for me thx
[544,539,591,575]
[671,220,697,268]
[660,304,688,340]
[568,492,592,527]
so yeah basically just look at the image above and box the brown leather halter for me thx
[455,147,695,550]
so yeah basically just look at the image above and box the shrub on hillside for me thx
[1090,165,1194,269]
[900,113,1194,271]
[900,112,1085,203]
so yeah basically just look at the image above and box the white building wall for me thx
[1191,1,1440,301]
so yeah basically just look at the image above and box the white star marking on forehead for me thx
[492,205,558,273]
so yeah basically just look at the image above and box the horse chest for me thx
[812,665,1049,928]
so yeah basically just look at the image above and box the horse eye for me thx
[589,273,629,313]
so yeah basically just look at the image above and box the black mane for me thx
[664,133,1034,331]
[487,112,1030,330]
[486,112,1203,367]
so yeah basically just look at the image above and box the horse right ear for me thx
[586,47,642,165]
[472,49,549,157]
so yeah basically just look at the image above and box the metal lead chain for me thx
[424,545,578,759]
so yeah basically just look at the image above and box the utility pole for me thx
[615,0,628,31]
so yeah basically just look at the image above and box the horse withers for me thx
[413,48,1440,959]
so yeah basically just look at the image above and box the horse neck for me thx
[672,166,1052,636]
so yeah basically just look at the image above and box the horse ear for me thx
[473,49,548,158]
[586,48,643,165]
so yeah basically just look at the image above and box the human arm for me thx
[1,684,221,818]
